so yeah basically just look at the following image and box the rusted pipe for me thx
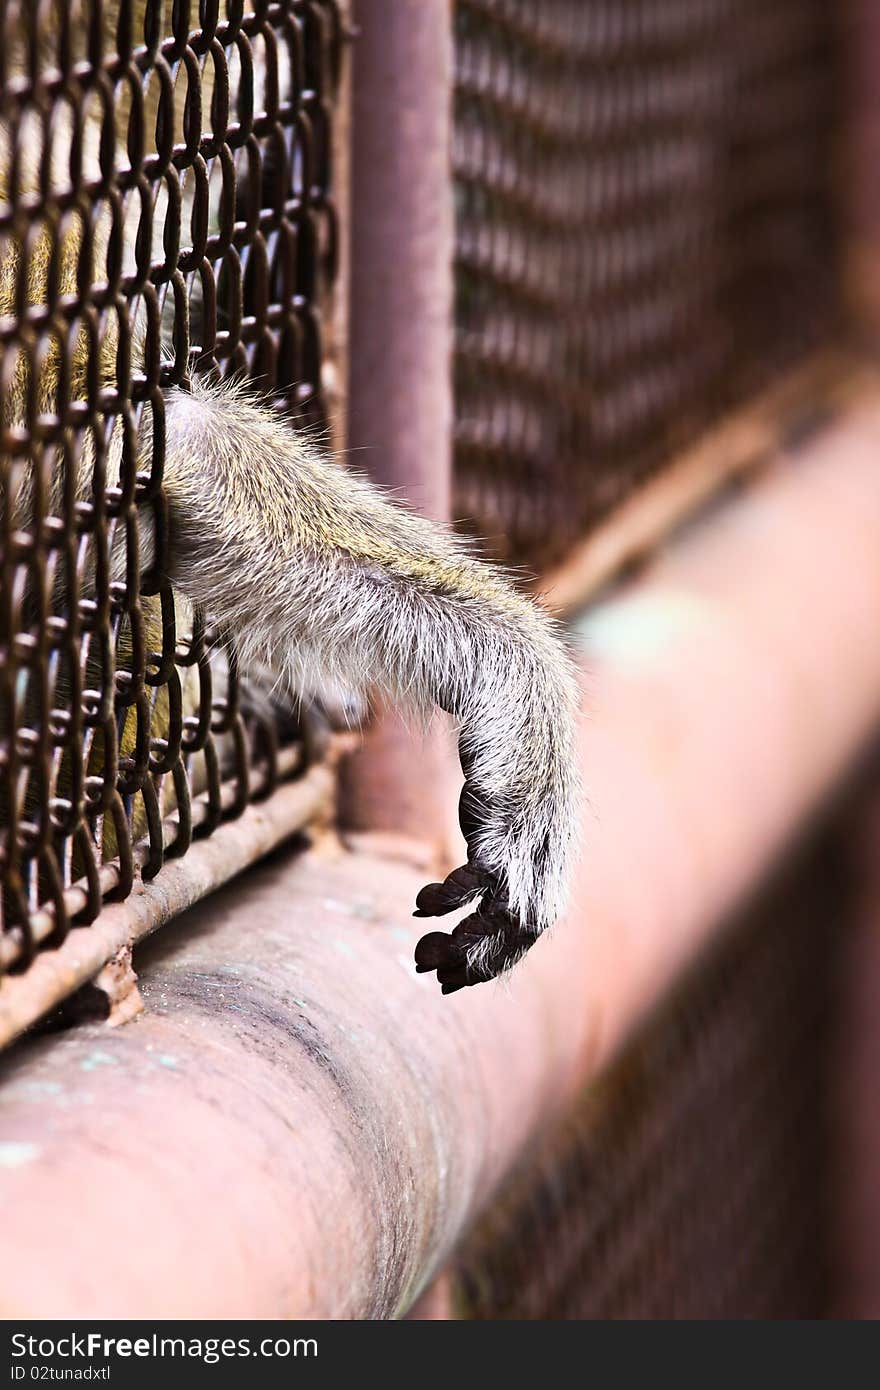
[2,398,880,1317]
[341,0,458,854]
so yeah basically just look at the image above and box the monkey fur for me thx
[0,2,581,992]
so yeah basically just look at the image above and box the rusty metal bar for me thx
[0,758,336,1049]
[2,394,880,1317]
[323,0,354,460]
[341,0,458,856]
[0,745,308,977]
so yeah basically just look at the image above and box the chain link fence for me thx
[0,0,343,975]
[452,0,840,567]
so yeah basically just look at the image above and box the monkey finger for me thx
[414,929,463,972]
[412,862,488,917]
[414,902,541,992]
[413,907,500,988]
[439,973,471,995]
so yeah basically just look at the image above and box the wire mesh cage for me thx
[0,0,343,977]
[452,841,841,1319]
[452,0,842,568]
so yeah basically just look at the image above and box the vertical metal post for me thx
[340,0,459,857]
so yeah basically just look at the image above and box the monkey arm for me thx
[154,378,581,991]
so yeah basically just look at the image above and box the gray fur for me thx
[157,379,582,945]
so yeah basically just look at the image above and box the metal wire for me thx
[454,843,839,1319]
[0,1,342,975]
[452,0,841,567]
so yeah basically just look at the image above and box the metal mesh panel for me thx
[453,0,841,567]
[453,846,838,1318]
[0,1,343,975]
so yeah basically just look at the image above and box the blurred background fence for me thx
[452,0,840,567]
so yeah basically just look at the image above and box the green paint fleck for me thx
[0,1142,40,1168]
[350,901,378,922]
[575,592,715,668]
[80,1050,118,1072]
[333,938,355,959]
[9,1080,63,1099]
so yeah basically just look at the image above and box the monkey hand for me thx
[413,741,541,993]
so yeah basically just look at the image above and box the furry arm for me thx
[157,379,581,991]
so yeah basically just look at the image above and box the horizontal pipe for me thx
[2,396,880,1317]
